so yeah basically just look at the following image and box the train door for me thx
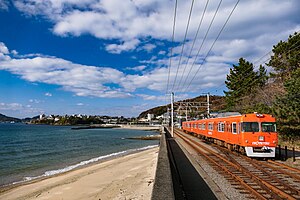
[237,122,241,145]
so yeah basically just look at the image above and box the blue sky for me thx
[0,0,299,118]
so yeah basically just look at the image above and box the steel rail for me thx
[211,143,300,188]
[174,129,297,200]
[250,158,300,181]
[173,129,268,200]
[223,151,300,197]
[268,160,300,173]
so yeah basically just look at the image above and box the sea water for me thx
[0,123,159,186]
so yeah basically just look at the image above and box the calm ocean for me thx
[0,123,159,186]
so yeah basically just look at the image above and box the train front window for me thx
[242,122,259,132]
[262,122,276,132]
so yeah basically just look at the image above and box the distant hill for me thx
[22,115,40,123]
[0,113,21,122]
[138,95,226,118]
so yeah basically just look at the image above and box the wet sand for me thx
[0,147,159,200]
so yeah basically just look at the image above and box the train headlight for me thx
[245,140,248,143]
[258,136,264,141]
[273,140,276,144]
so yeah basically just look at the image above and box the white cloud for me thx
[2,0,299,117]
[0,5,299,101]
[0,102,43,118]
[45,92,52,97]
[15,53,48,58]
[105,39,140,54]
[0,41,228,98]
[29,99,41,103]
[0,42,9,54]
[0,47,134,98]
[126,65,147,71]
[138,94,167,101]
[158,50,166,55]
[11,0,300,56]
[76,103,84,106]
[142,43,156,52]
[11,50,18,55]
[0,102,23,111]
[0,0,9,10]
[0,42,10,61]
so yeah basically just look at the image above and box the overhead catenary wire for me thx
[176,0,210,91]
[209,53,300,104]
[171,0,195,91]
[166,0,178,95]
[253,32,300,66]
[211,32,300,94]
[182,0,240,93]
[179,0,223,93]
[205,46,300,110]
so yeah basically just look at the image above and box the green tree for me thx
[224,58,258,110]
[273,68,300,141]
[268,32,300,142]
[268,32,300,82]
[257,65,268,87]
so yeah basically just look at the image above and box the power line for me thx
[176,0,210,92]
[211,32,300,94]
[180,0,223,93]
[183,0,240,93]
[166,0,178,95]
[171,0,195,91]
[253,32,300,66]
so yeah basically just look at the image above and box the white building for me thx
[147,113,154,121]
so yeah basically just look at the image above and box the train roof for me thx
[183,113,275,123]
[215,112,241,118]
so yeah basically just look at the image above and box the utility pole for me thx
[171,92,174,137]
[185,106,188,121]
[207,92,210,118]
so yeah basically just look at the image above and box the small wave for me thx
[21,144,158,183]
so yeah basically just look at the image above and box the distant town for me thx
[34,113,166,126]
[0,113,165,126]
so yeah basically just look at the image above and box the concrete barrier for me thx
[151,129,174,200]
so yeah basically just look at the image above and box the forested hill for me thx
[138,95,226,118]
[0,113,21,122]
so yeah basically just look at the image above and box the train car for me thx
[182,113,278,157]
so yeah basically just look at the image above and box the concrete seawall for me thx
[151,128,175,200]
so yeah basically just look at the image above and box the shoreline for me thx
[0,146,158,199]
[1,145,158,188]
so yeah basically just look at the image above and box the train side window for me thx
[232,122,237,134]
[208,123,213,131]
[202,123,206,130]
[198,123,201,129]
[218,122,225,132]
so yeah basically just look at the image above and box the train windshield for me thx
[242,122,259,132]
[261,122,276,132]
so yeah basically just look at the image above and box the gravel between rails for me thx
[175,135,255,200]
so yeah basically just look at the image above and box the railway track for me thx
[173,128,300,200]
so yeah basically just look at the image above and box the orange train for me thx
[182,113,278,157]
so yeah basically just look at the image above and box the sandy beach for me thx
[0,147,159,200]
